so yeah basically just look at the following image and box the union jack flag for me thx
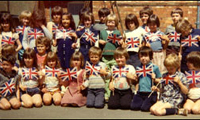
[85,61,100,76]
[77,25,85,31]
[52,24,59,35]
[56,28,73,40]
[0,78,15,97]
[60,67,77,81]
[22,67,39,81]
[45,66,60,77]
[185,70,200,88]
[181,35,199,47]
[107,33,122,44]
[112,65,129,79]
[126,37,140,49]
[16,25,26,34]
[145,26,149,32]
[1,35,16,46]
[168,31,180,42]
[27,28,44,41]
[144,32,162,43]
[82,30,98,45]
[160,74,176,85]
[136,64,153,78]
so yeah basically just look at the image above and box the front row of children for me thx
[1,43,200,116]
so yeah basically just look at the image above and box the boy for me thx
[80,46,110,108]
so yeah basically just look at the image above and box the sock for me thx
[165,108,178,115]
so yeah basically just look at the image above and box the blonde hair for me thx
[105,14,119,27]
[44,51,61,69]
[88,46,102,57]
[70,51,85,68]
[164,53,180,69]
[114,47,129,60]
[18,10,32,22]
[175,18,192,33]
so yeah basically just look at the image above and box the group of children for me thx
[0,5,200,117]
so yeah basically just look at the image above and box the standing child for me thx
[130,46,162,111]
[183,51,200,114]
[22,9,52,51]
[0,54,21,110]
[35,36,51,70]
[80,46,110,108]
[54,12,77,70]
[16,10,32,61]
[99,13,123,102]
[47,6,63,53]
[76,12,99,63]
[142,14,169,74]
[150,53,188,116]
[18,48,43,108]
[40,51,62,106]
[0,13,22,57]
[164,8,183,56]
[108,47,136,109]
[76,7,91,31]
[175,19,200,73]
[61,51,87,107]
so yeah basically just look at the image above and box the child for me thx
[183,51,200,114]
[76,12,99,63]
[47,6,63,53]
[93,7,111,32]
[77,7,91,31]
[80,46,110,108]
[142,14,169,74]
[124,13,142,68]
[0,13,22,57]
[175,19,200,73]
[0,54,21,110]
[61,51,87,107]
[130,46,162,111]
[40,51,62,106]
[18,48,43,108]
[35,36,51,70]
[54,12,77,70]
[22,9,52,51]
[150,53,188,116]
[137,6,153,34]
[164,8,183,56]
[108,47,136,109]
[16,10,32,61]
[99,13,123,102]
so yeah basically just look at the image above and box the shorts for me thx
[20,87,41,96]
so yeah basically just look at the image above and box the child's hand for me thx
[79,85,86,91]
[71,43,78,49]
[118,39,124,45]
[41,87,48,93]
[174,76,181,85]
[109,81,115,91]
[99,69,107,76]
[161,35,169,42]
[197,36,200,41]
[61,85,67,94]
[151,85,159,92]
[127,73,137,82]
[151,73,156,81]
[12,66,18,72]
[146,42,151,47]
[69,32,78,40]
[19,84,27,91]
[178,53,182,61]
[99,40,107,45]
[121,41,127,48]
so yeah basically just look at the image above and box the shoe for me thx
[178,108,188,116]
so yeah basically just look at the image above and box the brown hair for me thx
[147,14,160,27]
[81,12,95,25]
[0,13,15,33]
[51,6,63,18]
[114,47,129,60]
[35,36,52,53]
[88,46,102,57]
[18,10,32,24]
[171,7,183,17]
[44,51,61,69]
[139,6,153,18]
[20,48,38,68]
[125,13,139,30]
[62,12,76,30]
[106,14,119,27]
[70,51,85,68]
[1,44,16,57]
[30,9,46,28]
[175,19,192,34]
[138,46,153,60]
[164,53,180,69]
[186,51,200,69]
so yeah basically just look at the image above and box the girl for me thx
[61,51,87,107]
[22,9,52,52]
[0,13,22,57]
[76,11,99,63]
[124,13,142,68]
[54,12,77,70]
[142,14,169,74]
[40,51,62,106]
[47,6,63,53]
[0,54,21,110]
[76,7,91,31]
[108,47,136,109]
[150,53,188,116]
[183,51,200,114]
[18,48,43,108]
[16,10,32,61]
[35,36,51,70]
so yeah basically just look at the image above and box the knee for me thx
[154,109,164,116]
[2,104,11,110]
[12,102,21,109]
[43,98,52,106]
[23,101,33,108]
[120,102,131,110]
[53,99,61,106]
[192,107,200,114]
[150,106,155,114]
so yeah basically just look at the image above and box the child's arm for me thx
[41,25,53,40]
[109,77,115,91]
[15,37,22,52]
[22,28,29,50]
[174,76,188,95]
[161,35,170,50]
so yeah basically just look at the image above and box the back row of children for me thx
[0,5,200,116]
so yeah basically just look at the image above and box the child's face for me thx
[181,29,191,38]
[115,55,126,67]
[89,54,100,65]
[148,22,157,32]
[84,17,92,28]
[166,66,177,75]
[47,60,56,68]
[127,21,136,31]
[72,59,81,68]
[53,14,61,24]
[62,15,70,28]
[187,62,196,70]
[140,13,149,25]
[139,54,151,65]
[99,15,107,23]
[172,13,182,25]
[106,20,115,30]
[2,61,13,73]
[36,44,47,55]
[1,22,10,32]
[24,57,34,68]
[22,17,30,26]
